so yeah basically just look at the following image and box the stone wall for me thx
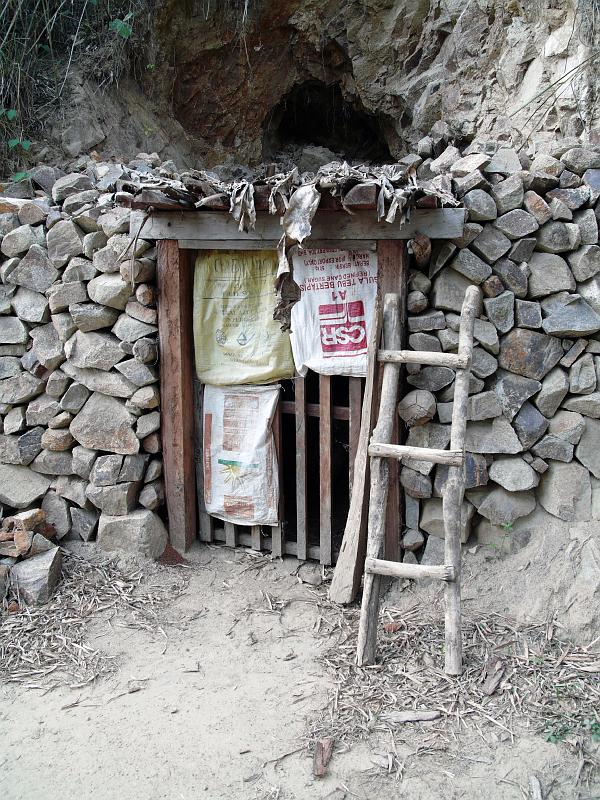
[402,140,600,565]
[0,158,166,560]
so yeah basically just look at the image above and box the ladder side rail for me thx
[444,285,481,676]
[356,293,402,666]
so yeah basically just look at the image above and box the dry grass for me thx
[0,550,188,689]
[308,598,600,783]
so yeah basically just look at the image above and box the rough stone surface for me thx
[512,402,549,450]
[420,497,474,543]
[488,457,539,491]
[538,461,591,521]
[6,245,58,292]
[499,329,563,380]
[542,298,600,337]
[97,509,167,559]
[70,392,139,455]
[527,253,575,298]
[475,487,535,525]
[0,463,51,508]
[483,291,514,334]
[465,417,522,454]
[534,367,569,416]
[575,418,600,478]
[9,547,62,604]
[64,330,124,371]
[494,210,539,240]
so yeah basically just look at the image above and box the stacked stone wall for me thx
[0,158,166,560]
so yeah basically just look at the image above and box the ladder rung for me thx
[378,350,469,369]
[365,557,455,582]
[368,442,464,465]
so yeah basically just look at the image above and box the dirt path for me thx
[1,542,598,800]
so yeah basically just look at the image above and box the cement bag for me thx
[290,248,378,377]
[194,250,295,385]
[202,384,279,525]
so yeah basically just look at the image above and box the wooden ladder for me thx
[356,285,481,675]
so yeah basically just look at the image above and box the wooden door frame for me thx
[153,209,465,554]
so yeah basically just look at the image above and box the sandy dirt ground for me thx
[1,537,599,800]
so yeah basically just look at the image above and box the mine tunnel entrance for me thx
[262,80,392,164]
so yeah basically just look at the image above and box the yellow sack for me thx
[193,250,295,385]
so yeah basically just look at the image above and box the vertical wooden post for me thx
[193,378,214,542]
[444,285,480,675]
[271,402,284,557]
[157,240,197,552]
[356,294,402,665]
[348,377,362,495]
[295,377,308,561]
[319,374,332,565]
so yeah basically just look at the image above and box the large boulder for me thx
[538,461,591,521]
[0,463,51,508]
[97,509,167,559]
[70,392,139,455]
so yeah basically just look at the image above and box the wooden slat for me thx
[280,400,349,421]
[271,401,284,557]
[225,522,237,548]
[131,208,466,243]
[251,525,262,550]
[376,240,405,564]
[348,377,362,495]
[178,239,378,251]
[193,379,214,542]
[365,557,455,582]
[319,375,332,566]
[357,294,402,666]
[157,241,196,552]
[295,377,308,561]
[211,527,321,560]
[368,443,464,465]
[329,296,382,604]
[378,350,467,368]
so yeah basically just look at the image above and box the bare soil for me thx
[1,527,599,800]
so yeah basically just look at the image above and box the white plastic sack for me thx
[290,248,378,376]
[202,384,279,525]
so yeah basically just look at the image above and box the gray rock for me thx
[499,329,563,380]
[536,221,581,253]
[489,456,538,491]
[0,463,51,508]
[523,191,552,225]
[527,253,575,298]
[98,207,130,238]
[420,497,474,542]
[11,287,49,324]
[562,392,600,417]
[532,434,574,462]
[437,328,460,351]
[573,208,598,245]
[408,272,431,294]
[397,390,436,427]
[30,449,72,476]
[42,491,70,539]
[51,312,76,343]
[463,189,497,221]
[62,190,100,217]
[492,258,529,298]
[3,405,25,434]
[408,333,441,352]
[578,275,600,315]
[568,245,600,282]
[449,248,492,284]
[512,401,549,449]
[468,391,502,420]
[60,382,90,414]
[69,302,120,332]
[570,353,596,394]
[429,241,456,276]
[483,291,514,333]
[47,220,84,267]
[508,238,536,263]
[470,347,498,379]
[87,274,132,310]
[45,370,71,398]
[407,290,427,314]
[400,467,432,499]
[465,417,522,454]
[48,284,87,317]
[485,147,522,175]
[435,454,488,495]
[30,322,65,370]
[494,210,539,240]
[401,528,424,551]
[575,418,600,478]
[0,356,22,381]
[450,153,489,176]
[452,222,483,249]
[72,445,97,479]
[561,148,600,174]
[548,409,585,444]
[431,269,473,312]
[5,245,58,292]
[546,186,589,210]
[26,394,60,426]
[429,145,461,174]
[542,297,600,337]
[16,428,44,464]
[64,330,124,371]
[0,371,44,404]
[9,547,62,604]
[63,256,97,282]
[47,411,74,430]
[403,423,451,475]
[534,367,569,416]
[476,487,535,525]
[407,366,454,391]
[70,392,138,455]
[132,338,158,365]
[1,224,43,258]
[490,370,541,420]
[92,234,130,274]
[490,174,524,214]
[97,509,167,559]
[127,385,159,411]
[86,481,139,515]
[111,314,158,343]
[51,172,94,202]
[407,310,445,332]
[115,358,157,387]
[0,317,28,345]
[60,361,136,398]
[70,507,99,541]
[41,428,74,452]
[539,461,591,520]
[119,454,148,483]
[90,454,124,486]
[470,225,511,264]
[82,231,108,259]
[515,299,542,329]
[561,339,588,368]
[549,197,573,221]
[54,476,88,508]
